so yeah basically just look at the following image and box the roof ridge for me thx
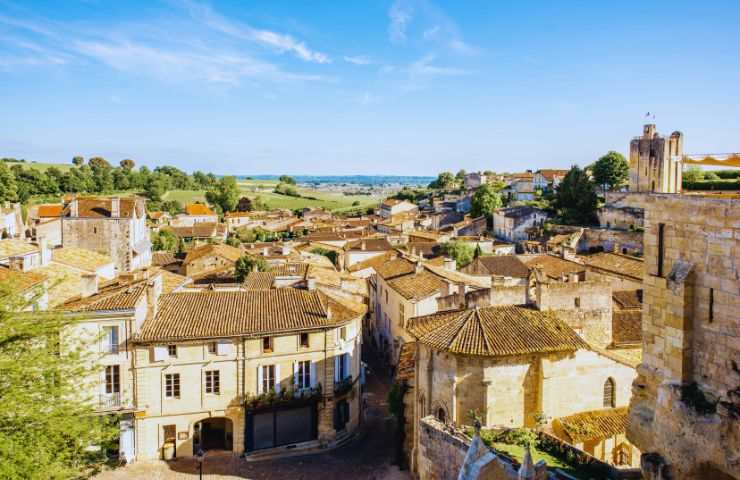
[475,308,494,355]
[449,308,477,352]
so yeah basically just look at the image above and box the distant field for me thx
[161,189,207,204]
[2,160,73,172]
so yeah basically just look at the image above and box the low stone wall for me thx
[579,228,643,256]
[417,417,469,480]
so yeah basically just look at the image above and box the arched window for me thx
[603,377,616,408]
[437,408,446,423]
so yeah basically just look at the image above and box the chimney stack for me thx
[9,256,25,272]
[111,197,121,218]
[307,277,316,290]
[70,197,79,217]
[38,235,51,266]
[443,257,457,272]
[81,274,99,298]
[415,261,424,275]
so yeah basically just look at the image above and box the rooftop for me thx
[183,243,242,265]
[184,203,215,216]
[52,247,113,272]
[387,271,445,301]
[0,239,38,260]
[579,252,644,281]
[554,407,629,444]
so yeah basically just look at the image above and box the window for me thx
[657,223,665,277]
[165,373,180,399]
[300,333,309,348]
[340,326,347,341]
[262,365,276,393]
[205,370,220,395]
[709,288,714,323]
[296,360,311,389]
[208,342,217,354]
[163,424,176,444]
[103,326,119,354]
[437,408,446,423]
[603,377,616,408]
[262,337,273,353]
[105,365,120,394]
[385,290,388,304]
[339,353,349,380]
[167,345,177,357]
[574,297,580,308]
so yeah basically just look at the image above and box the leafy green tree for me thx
[151,229,179,252]
[429,171,455,190]
[235,255,270,282]
[553,166,599,225]
[236,197,253,212]
[592,151,629,191]
[72,155,84,166]
[441,241,475,268]
[144,173,169,202]
[205,176,240,213]
[470,183,502,218]
[274,183,299,197]
[0,286,119,479]
[704,171,719,180]
[683,166,704,183]
[0,162,18,202]
[88,157,111,170]
[455,169,467,186]
[279,175,296,185]
[310,247,339,267]
[119,158,135,170]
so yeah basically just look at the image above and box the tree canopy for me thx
[151,229,179,252]
[683,166,704,183]
[205,176,240,213]
[278,175,296,185]
[0,286,118,478]
[235,255,270,282]
[591,151,629,191]
[553,165,599,225]
[440,241,475,269]
[119,158,135,170]
[236,196,254,212]
[470,183,503,218]
[428,171,455,190]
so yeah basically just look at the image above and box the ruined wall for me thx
[489,284,527,306]
[62,217,132,272]
[579,228,644,256]
[627,193,739,479]
[598,206,645,230]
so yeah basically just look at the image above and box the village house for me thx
[0,202,24,238]
[146,211,171,229]
[533,169,569,191]
[463,171,487,190]
[182,243,242,278]
[492,206,549,243]
[132,288,364,460]
[171,203,218,227]
[167,222,228,244]
[61,196,151,273]
[379,199,418,219]
[342,237,393,270]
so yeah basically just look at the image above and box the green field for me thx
[2,160,74,172]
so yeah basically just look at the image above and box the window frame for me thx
[299,332,310,349]
[207,342,217,354]
[167,344,177,358]
[165,373,181,399]
[105,364,120,394]
[296,360,311,390]
[262,365,276,393]
[205,370,220,395]
[262,337,273,353]
[103,326,119,354]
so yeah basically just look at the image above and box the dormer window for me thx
[262,337,273,353]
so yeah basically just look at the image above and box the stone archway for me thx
[193,417,233,453]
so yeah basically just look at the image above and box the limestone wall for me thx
[579,228,644,256]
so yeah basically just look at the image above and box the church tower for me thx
[629,124,683,193]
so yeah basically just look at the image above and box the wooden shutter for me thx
[310,361,317,388]
[334,356,340,382]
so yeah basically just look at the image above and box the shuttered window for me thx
[603,377,616,408]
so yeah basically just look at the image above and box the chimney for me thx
[147,273,163,319]
[111,197,120,218]
[561,246,575,261]
[281,242,292,256]
[38,235,51,266]
[612,242,621,254]
[568,272,579,283]
[81,274,99,298]
[70,197,79,217]
[361,240,366,251]
[415,261,424,275]
[443,257,457,272]
[263,247,270,256]
[307,277,316,290]
[9,256,25,272]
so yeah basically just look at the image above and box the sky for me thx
[1,0,739,176]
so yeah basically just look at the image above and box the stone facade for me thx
[629,124,683,194]
[627,193,739,479]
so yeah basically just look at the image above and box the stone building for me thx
[182,243,242,277]
[629,124,683,194]
[132,289,364,460]
[627,193,739,479]
[61,196,151,273]
[493,206,549,243]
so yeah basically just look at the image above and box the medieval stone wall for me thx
[579,228,644,256]
[62,217,132,272]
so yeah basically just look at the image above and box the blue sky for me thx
[1,0,739,176]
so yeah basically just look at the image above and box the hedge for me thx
[683,180,740,191]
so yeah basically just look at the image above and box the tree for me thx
[429,171,455,190]
[440,241,474,268]
[235,255,270,282]
[274,183,299,197]
[236,196,253,212]
[144,173,169,202]
[205,176,240,213]
[279,175,296,185]
[310,247,338,267]
[0,162,18,202]
[151,229,178,252]
[553,166,599,225]
[88,156,111,170]
[0,286,118,478]
[72,155,84,166]
[592,151,629,191]
[470,183,502,218]
[119,158,135,170]
[683,166,704,183]
[455,169,467,186]
[704,171,719,180]
[474,244,483,259]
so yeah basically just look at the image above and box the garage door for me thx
[247,405,317,452]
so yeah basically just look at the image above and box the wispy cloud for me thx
[409,54,469,76]
[178,0,331,64]
[387,0,478,55]
[388,0,413,42]
[344,55,373,65]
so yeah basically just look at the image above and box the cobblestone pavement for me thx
[95,347,410,480]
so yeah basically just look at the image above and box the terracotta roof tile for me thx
[137,290,359,342]
[183,243,242,265]
[388,271,445,301]
[152,251,179,267]
[185,203,215,216]
[520,254,585,280]
[554,407,629,443]
[407,305,587,357]
[375,258,416,280]
[243,271,276,290]
[579,252,644,281]
[348,251,398,273]
[37,204,63,217]
[461,256,530,278]
[0,267,46,293]
[344,238,392,252]
[396,342,416,382]
[0,239,38,260]
[52,247,113,272]
[61,280,147,312]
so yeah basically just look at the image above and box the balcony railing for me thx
[333,375,354,396]
[99,392,122,409]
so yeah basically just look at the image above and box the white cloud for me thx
[388,0,413,42]
[178,0,331,64]
[409,54,469,76]
[343,55,372,65]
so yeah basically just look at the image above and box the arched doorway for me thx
[193,417,233,453]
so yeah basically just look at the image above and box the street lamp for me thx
[195,448,205,480]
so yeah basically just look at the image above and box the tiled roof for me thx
[496,205,542,219]
[388,271,444,301]
[168,223,224,239]
[408,230,442,241]
[347,251,397,273]
[423,263,490,289]
[461,256,530,278]
[152,251,179,267]
[0,239,38,259]
[183,243,242,265]
[613,290,642,309]
[52,247,113,272]
[344,238,392,252]
[272,263,308,277]
[375,258,416,280]
[521,254,585,280]
[61,280,147,312]
[396,342,416,383]
[579,252,644,281]
[37,204,63,217]
[554,407,629,443]
[35,262,83,306]
[407,305,587,357]
[137,290,359,342]
[185,203,215,216]
[243,271,276,290]
[0,267,46,293]
[535,169,569,181]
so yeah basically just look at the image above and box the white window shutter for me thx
[310,362,317,388]
[216,340,232,356]
[257,365,263,394]
[292,361,298,388]
[153,345,167,362]
[334,356,340,383]
[275,364,281,393]
[343,353,350,380]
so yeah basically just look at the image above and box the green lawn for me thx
[161,189,207,204]
[2,160,74,172]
